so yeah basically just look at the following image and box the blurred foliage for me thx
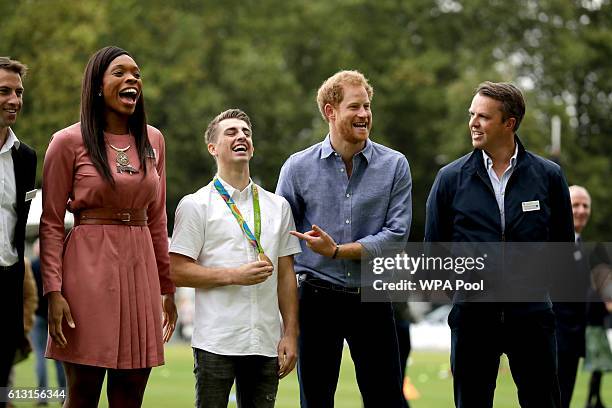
[2,0,610,240]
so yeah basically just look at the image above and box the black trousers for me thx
[449,304,561,408]
[297,279,405,408]
[557,349,580,408]
[0,263,24,408]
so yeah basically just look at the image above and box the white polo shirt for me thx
[170,177,301,357]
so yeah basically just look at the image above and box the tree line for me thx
[3,0,610,240]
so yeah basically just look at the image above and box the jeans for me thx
[297,279,404,408]
[31,315,66,398]
[193,348,279,408]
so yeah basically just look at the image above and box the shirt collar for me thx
[215,175,254,200]
[320,134,373,164]
[0,127,20,154]
[320,134,335,159]
[361,139,373,163]
[482,142,518,171]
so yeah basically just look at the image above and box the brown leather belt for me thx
[75,208,148,226]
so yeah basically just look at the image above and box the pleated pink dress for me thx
[40,122,175,369]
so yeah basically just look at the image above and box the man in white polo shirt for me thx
[170,109,301,408]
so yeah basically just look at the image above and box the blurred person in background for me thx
[553,185,594,408]
[571,186,612,408]
[30,238,66,405]
[393,302,413,406]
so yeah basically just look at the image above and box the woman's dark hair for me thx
[80,46,151,184]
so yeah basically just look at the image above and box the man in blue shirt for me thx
[276,70,412,407]
[425,82,574,408]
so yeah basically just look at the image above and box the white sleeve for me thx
[169,195,206,261]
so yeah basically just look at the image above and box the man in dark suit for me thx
[425,82,574,408]
[554,185,593,408]
[0,57,37,404]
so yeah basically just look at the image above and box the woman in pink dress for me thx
[40,46,177,407]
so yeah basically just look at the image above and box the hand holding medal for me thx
[258,252,273,266]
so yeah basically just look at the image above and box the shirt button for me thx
[335,153,339,157]
[345,219,350,224]
[348,273,351,277]
[340,168,345,173]
[346,193,350,198]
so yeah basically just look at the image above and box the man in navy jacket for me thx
[425,81,573,408]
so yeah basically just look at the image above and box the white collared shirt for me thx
[170,176,301,356]
[482,144,518,233]
[0,128,19,266]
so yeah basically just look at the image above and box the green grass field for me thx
[10,344,611,407]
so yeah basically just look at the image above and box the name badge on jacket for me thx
[25,189,37,202]
[521,200,540,212]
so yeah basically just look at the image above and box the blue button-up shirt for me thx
[276,135,412,287]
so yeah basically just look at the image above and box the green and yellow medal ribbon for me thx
[213,178,264,254]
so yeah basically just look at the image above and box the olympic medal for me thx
[258,253,273,266]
